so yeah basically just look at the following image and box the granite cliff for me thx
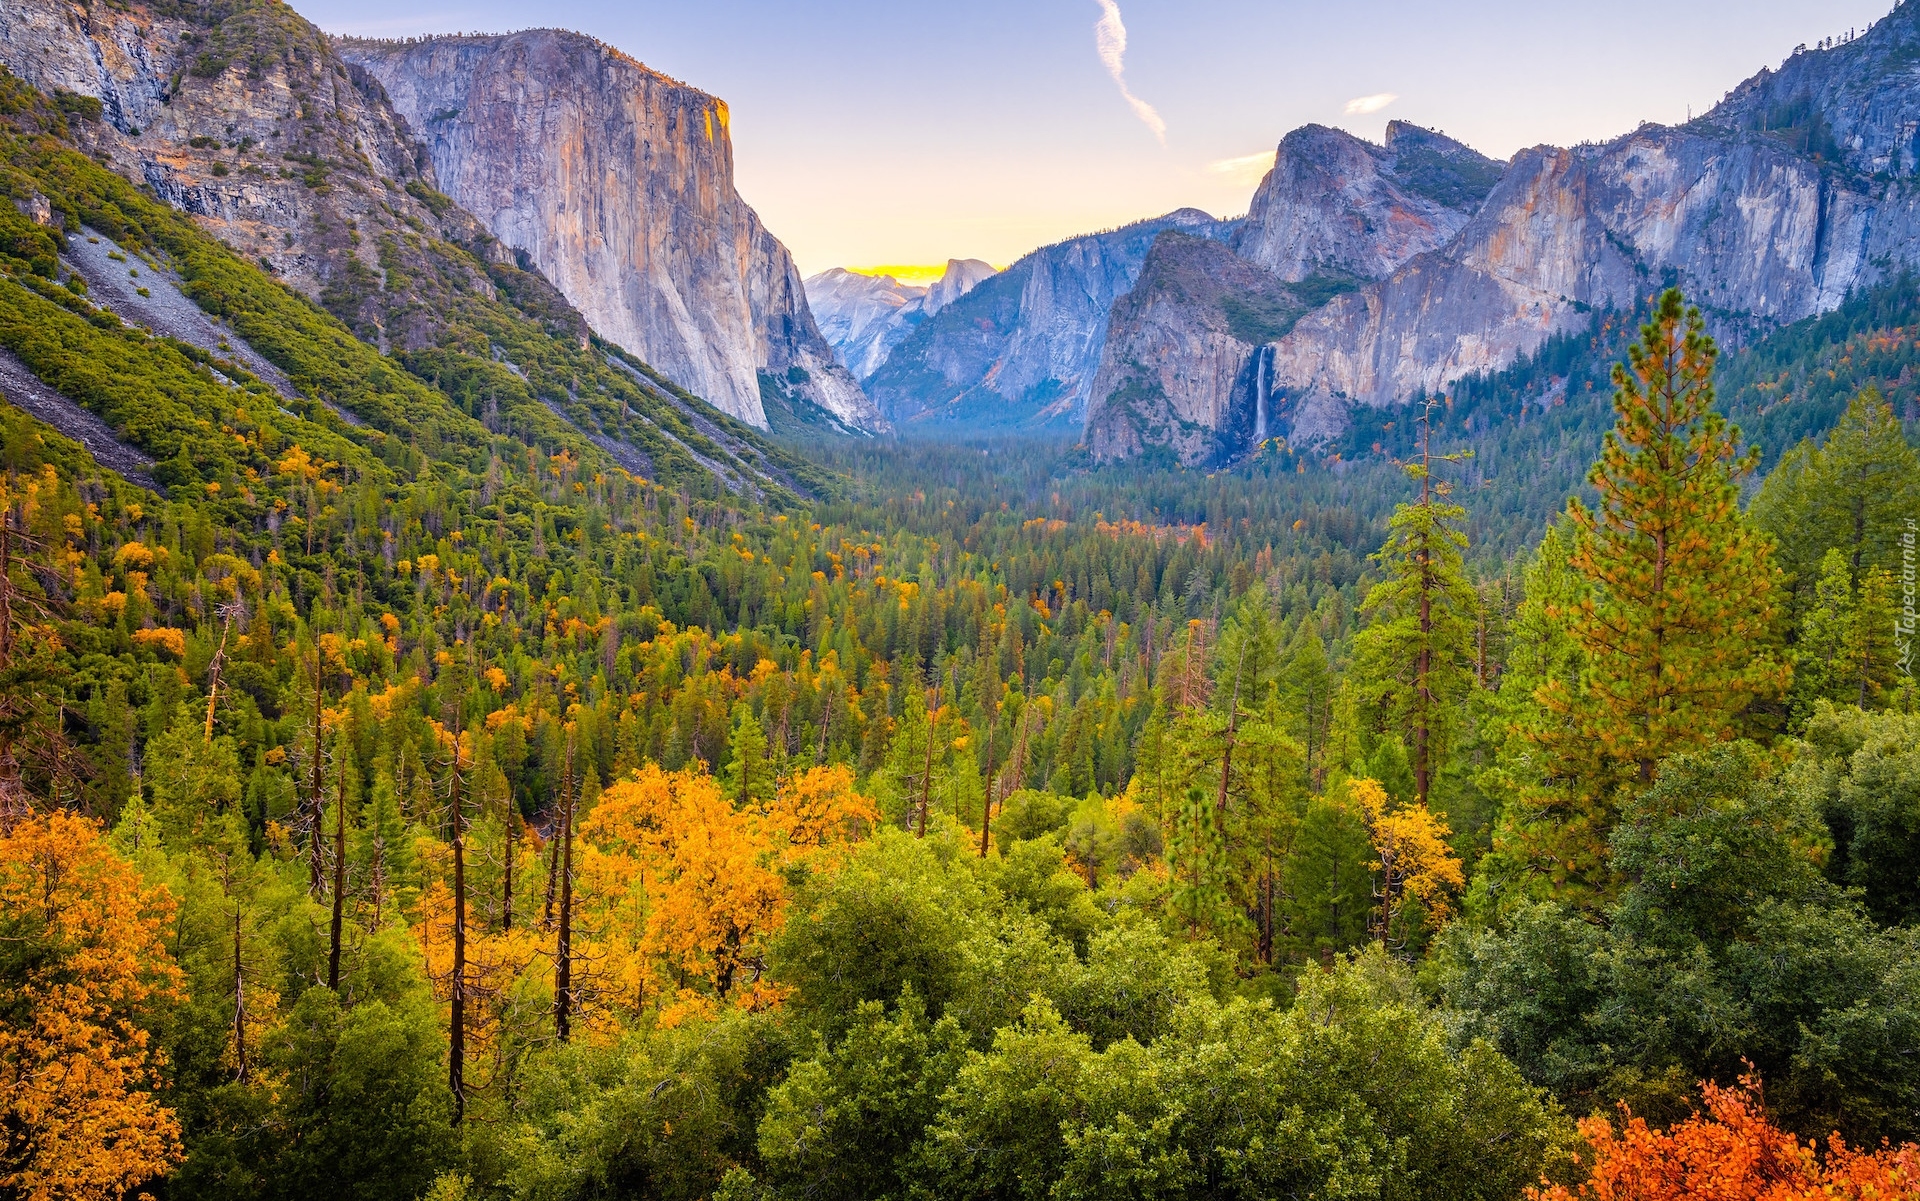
[1099,4,1920,461]
[805,258,994,381]
[0,0,819,497]
[1084,232,1305,463]
[1232,121,1500,286]
[339,31,881,431]
[865,209,1237,429]
[0,0,567,351]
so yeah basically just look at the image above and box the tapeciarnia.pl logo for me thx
[1900,517,1916,679]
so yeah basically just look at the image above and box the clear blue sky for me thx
[301,0,1891,276]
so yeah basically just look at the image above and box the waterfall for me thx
[1252,345,1270,446]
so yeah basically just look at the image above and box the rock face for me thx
[921,258,996,317]
[1106,5,1920,459]
[0,0,543,352]
[866,209,1237,428]
[805,258,995,380]
[339,31,882,431]
[1233,122,1499,285]
[1262,123,1881,444]
[805,269,925,379]
[1084,233,1303,463]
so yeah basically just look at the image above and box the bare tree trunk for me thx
[815,688,832,765]
[232,908,248,1081]
[448,713,467,1126]
[917,682,939,838]
[502,804,515,932]
[978,709,997,858]
[555,731,575,1042]
[327,757,347,990]
[308,654,326,897]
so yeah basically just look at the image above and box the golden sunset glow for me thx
[846,263,1003,287]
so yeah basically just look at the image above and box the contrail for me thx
[1093,0,1166,145]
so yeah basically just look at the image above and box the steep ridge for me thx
[0,0,825,501]
[1084,232,1306,464]
[338,31,883,433]
[866,209,1237,429]
[1233,121,1499,285]
[0,0,528,349]
[805,258,995,380]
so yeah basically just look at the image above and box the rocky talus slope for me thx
[0,0,825,499]
[338,31,882,432]
[0,0,559,352]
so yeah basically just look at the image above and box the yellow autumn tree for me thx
[1349,777,1463,949]
[0,812,185,1201]
[762,765,877,868]
[583,766,784,1025]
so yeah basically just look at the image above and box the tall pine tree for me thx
[1350,406,1479,807]
[1520,290,1788,904]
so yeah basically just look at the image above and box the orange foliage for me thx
[1532,1076,1920,1201]
[763,765,877,867]
[582,764,875,1026]
[130,628,186,658]
[0,813,185,1200]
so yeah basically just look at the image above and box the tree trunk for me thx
[502,806,515,932]
[555,732,577,1042]
[232,908,248,1082]
[327,757,347,990]
[978,711,997,858]
[308,656,326,897]
[917,683,938,838]
[449,718,467,1126]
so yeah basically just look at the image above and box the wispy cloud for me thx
[1208,150,1276,187]
[1093,0,1166,145]
[1343,92,1399,116]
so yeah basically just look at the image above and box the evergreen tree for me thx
[1276,612,1334,787]
[724,704,774,811]
[1752,389,1920,619]
[1788,550,1900,720]
[879,685,933,832]
[1349,410,1479,807]
[1521,290,1789,904]
[1475,522,1589,918]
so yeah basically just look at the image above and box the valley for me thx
[0,1,1914,1199]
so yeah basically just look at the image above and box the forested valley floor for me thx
[0,70,1918,1201]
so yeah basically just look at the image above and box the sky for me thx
[300,0,1893,277]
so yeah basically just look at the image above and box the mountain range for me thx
[802,258,994,380]
[804,7,1920,464]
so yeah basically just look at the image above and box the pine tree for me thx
[1752,388,1920,620]
[1476,522,1589,919]
[1276,612,1334,787]
[1789,550,1901,720]
[723,704,773,811]
[1350,406,1479,807]
[1524,290,1789,903]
